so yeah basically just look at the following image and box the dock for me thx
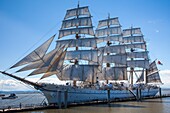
[1,94,170,113]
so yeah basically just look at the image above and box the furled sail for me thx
[10,35,55,68]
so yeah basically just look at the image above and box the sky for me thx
[0,0,170,90]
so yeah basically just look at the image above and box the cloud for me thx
[26,76,66,84]
[0,77,66,91]
[1,69,170,90]
[159,70,170,88]
[160,70,170,75]
[155,30,159,33]
[0,79,33,91]
[1,80,16,87]
[147,20,156,24]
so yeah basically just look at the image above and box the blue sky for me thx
[0,0,170,90]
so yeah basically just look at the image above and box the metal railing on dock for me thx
[0,103,47,112]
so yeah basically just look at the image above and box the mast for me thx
[76,2,80,51]
[96,15,127,82]
[106,13,111,68]
[144,41,147,84]
[106,14,110,84]
[57,3,98,84]
[123,26,149,85]
[130,26,134,85]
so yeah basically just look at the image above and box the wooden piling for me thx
[139,88,142,101]
[64,90,68,108]
[159,87,162,97]
[136,88,139,101]
[107,89,110,104]
[58,91,62,109]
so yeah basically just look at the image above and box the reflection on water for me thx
[23,98,170,113]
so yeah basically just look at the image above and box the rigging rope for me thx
[1,74,45,106]
[5,19,62,72]
[1,73,43,94]
[90,8,101,29]
[0,74,5,91]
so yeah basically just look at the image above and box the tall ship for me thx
[0,4,162,105]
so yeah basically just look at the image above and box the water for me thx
[19,97,170,113]
[1,89,170,113]
[0,92,47,109]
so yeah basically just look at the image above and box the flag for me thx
[157,60,163,65]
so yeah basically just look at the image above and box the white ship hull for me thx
[39,84,159,105]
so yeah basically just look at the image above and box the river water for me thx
[1,89,170,113]
[22,97,170,113]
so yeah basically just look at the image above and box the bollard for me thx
[64,90,68,108]
[58,91,62,109]
[107,89,110,104]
